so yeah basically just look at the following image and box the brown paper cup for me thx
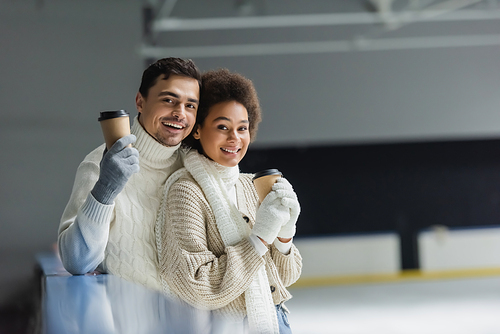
[252,169,282,203]
[98,110,131,150]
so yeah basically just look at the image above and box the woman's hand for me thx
[274,178,301,239]
[252,189,291,244]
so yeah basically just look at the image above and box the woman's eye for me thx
[239,126,248,131]
[217,125,227,130]
[163,98,173,103]
[187,103,196,109]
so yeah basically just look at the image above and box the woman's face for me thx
[193,100,250,167]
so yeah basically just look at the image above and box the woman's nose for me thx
[227,129,238,141]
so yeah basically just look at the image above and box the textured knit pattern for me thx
[180,151,279,334]
[59,116,182,291]
[157,157,302,325]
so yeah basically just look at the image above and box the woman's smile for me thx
[221,147,240,154]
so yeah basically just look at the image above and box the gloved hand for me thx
[252,188,291,244]
[91,135,140,205]
[273,178,300,239]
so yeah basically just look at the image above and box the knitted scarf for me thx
[156,149,279,334]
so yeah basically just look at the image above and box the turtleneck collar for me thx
[131,116,180,169]
[184,149,240,192]
[212,159,240,193]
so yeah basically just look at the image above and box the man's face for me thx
[136,74,200,147]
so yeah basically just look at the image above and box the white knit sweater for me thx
[58,116,183,290]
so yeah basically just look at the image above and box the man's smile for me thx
[162,121,185,130]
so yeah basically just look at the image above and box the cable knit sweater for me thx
[58,116,183,290]
[157,170,302,320]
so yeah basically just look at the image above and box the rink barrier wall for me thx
[290,226,500,288]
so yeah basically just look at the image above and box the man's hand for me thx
[91,135,140,205]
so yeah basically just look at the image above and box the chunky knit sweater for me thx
[157,171,302,320]
[58,116,182,290]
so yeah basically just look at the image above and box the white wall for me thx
[419,226,500,271]
[0,0,143,302]
[294,233,400,278]
[194,46,500,147]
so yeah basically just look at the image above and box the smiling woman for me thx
[192,100,250,167]
[155,68,303,334]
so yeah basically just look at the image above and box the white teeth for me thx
[163,122,183,129]
[221,147,238,153]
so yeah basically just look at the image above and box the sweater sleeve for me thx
[57,147,114,274]
[158,179,266,310]
[269,242,303,287]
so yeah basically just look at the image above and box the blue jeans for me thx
[276,304,292,334]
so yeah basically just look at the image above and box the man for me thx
[58,58,201,291]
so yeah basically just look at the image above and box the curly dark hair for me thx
[184,68,262,151]
[138,58,202,98]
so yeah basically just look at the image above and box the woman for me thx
[156,69,302,334]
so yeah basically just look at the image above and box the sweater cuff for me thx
[248,233,269,256]
[273,238,292,255]
[79,193,114,233]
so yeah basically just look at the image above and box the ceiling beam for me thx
[139,33,500,58]
[152,9,500,32]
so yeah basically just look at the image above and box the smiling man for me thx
[58,58,201,290]
[136,73,199,147]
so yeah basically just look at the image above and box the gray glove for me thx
[252,188,291,244]
[274,178,301,239]
[91,135,140,205]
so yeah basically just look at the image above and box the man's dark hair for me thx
[138,58,202,98]
[184,68,262,151]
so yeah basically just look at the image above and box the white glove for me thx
[252,189,291,244]
[273,178,300,239]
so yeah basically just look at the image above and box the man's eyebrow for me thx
[158,91,199,103]
[158,91,179,98]
[213,116,249,123]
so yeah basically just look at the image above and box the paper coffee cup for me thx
[252,169,282,203]
[98,110,131,150]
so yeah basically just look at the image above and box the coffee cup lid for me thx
[252,169,282,180]
[98,110,129,121]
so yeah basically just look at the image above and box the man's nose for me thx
[172,105,186,118]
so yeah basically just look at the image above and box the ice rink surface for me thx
[286,276,500,334]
